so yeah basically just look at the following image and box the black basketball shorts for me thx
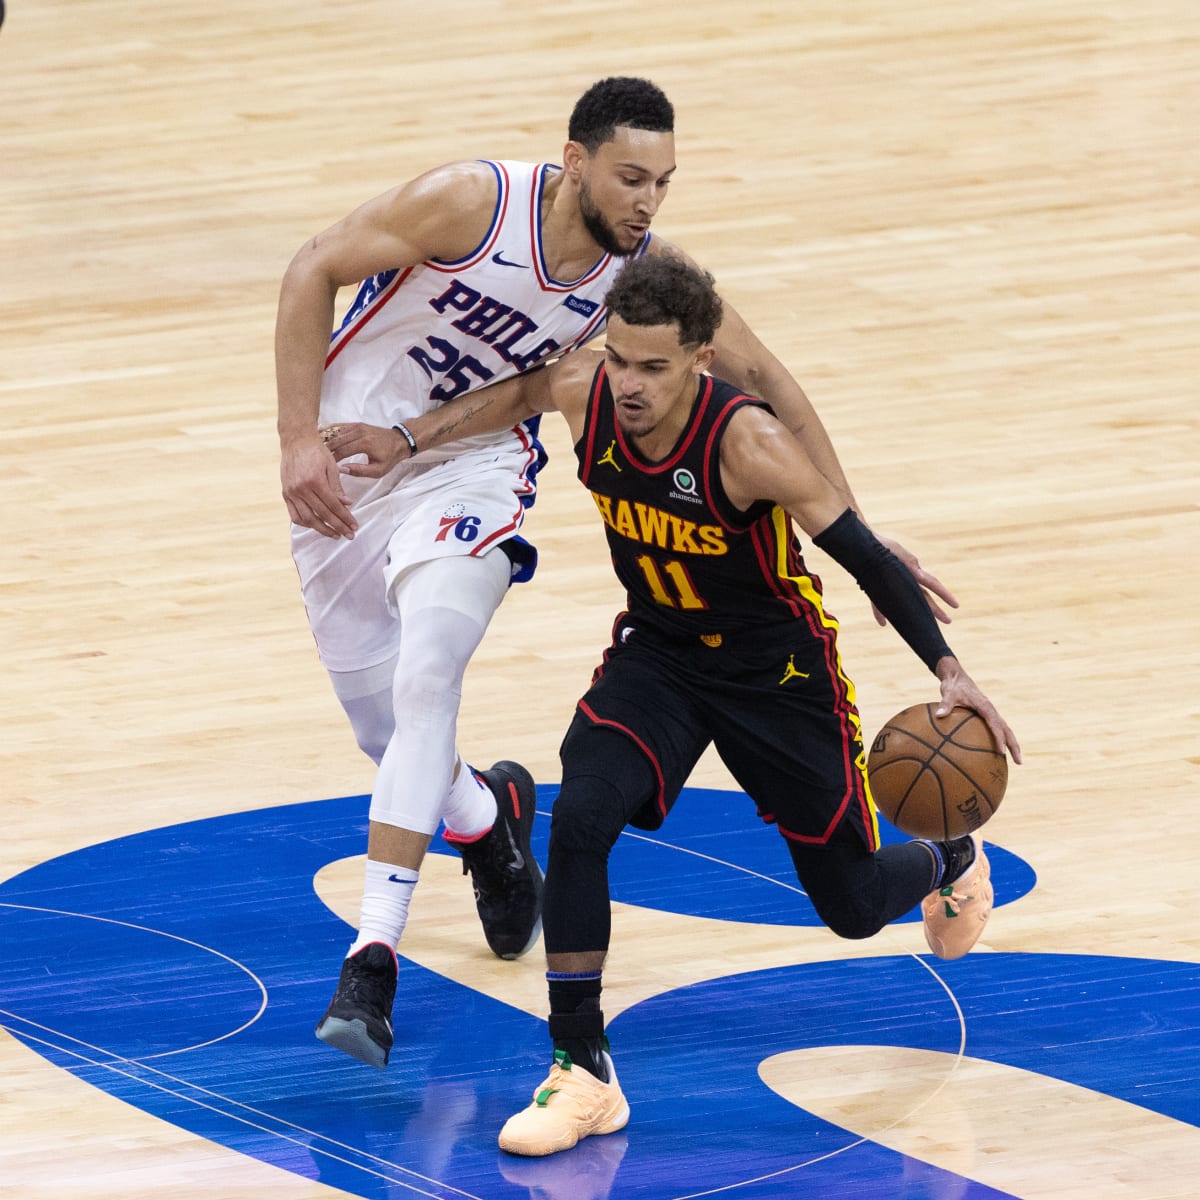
[564,615,880,850]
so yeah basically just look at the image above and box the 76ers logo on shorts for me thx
[435,502,482,543]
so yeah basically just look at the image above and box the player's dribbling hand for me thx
[873,535,959,626]
[281,435,358,539]
[320,422,412,478]
[934,657,1023,764]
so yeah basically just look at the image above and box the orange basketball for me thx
[867,703,1007,840]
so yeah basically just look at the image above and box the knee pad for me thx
[391,666,464,729]
[553,721,657,856]
[388,605,484,729]
[549,780,629,859]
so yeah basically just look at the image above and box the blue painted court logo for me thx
[1,788,1194,1199]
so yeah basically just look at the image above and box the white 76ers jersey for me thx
[319,159,649,464]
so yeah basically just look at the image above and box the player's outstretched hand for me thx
[874,534,959,626]
[281,435,358,539]
[321,422,412,478]
[934,658,1022,764]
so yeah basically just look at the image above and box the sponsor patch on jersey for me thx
[563,293,600,318]
[670,467,703,505]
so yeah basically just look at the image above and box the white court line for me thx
[0,901,267,1059]
[669,958,970,1198]
[616,826,813,897]
[5,828,971,1197]
[1,1021,484,1199]
[0,1016,487,1200]
[608,824,973,1198]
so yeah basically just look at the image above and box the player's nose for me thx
[634,183,659,215]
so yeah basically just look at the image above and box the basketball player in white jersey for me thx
[276,77,955,1071]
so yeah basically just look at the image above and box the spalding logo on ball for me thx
[867,704,1008,840]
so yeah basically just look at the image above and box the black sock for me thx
[547,973,608,1082]
[932,835,977,889]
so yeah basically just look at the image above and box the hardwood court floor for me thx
[2,1,1198,1197]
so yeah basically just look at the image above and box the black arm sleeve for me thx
[813,508,953,673]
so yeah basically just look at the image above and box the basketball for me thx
[867,704,1007,840]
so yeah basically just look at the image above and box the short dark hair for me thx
[605,254,723,347]
[568,77,674,152]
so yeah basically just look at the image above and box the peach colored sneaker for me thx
[499,1050,629,1157]
[922,834,993,959]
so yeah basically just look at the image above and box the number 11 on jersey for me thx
[635,555,708,610]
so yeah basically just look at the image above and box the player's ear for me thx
[691,343,716,375]
[562,140,588,181]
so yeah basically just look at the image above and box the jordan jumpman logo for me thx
[779,654,810,684]
[596,440,622,471]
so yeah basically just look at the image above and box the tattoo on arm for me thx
[425,393,496,448]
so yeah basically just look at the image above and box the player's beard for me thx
[579,179,640,258]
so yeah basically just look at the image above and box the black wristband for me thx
[813,508,953,673]
[391,422,418,459]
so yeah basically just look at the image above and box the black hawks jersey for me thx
[575,364,832,642]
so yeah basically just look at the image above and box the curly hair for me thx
[605,254,723,346]
[568,77,675,152]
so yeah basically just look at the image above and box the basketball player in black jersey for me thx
[323,254,1022,1157]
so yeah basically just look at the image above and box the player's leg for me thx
[712,632,989,955]
[500,640,706,1157]
[782,830,988,955]
[726,739,987,950]
[784,832,935,936]
[292,509,415,1066]
[292,501,404,763]
[315,550,527,1067]
[326,566,537,940]
[498,721,650,1157]
[544,723,656,1065]
[384,549,543,959]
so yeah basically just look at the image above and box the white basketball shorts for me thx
[291,448,532,673]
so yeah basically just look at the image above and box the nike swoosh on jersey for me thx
[491,251,528,269]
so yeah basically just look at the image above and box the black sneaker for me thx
[314,941,397,1069]
[446,760,544,960]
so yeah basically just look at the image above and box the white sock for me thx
[442,756,497,840]
[348,860,419,954]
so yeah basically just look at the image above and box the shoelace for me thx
[337,960,393,1007]
[937,883,975,918]
[460,828,523,900]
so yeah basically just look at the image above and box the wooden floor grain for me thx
[2,1,1197,1195]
